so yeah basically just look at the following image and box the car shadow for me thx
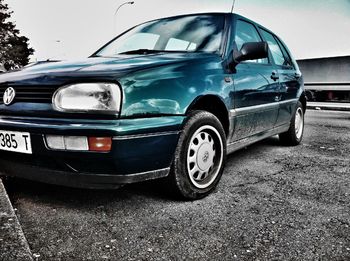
[3,136,281,206]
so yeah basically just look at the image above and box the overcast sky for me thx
[6,0,350,61]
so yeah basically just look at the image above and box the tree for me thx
[0,0,34,70]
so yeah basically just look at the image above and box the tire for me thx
[279,101,305,146]
[167,110,227,200]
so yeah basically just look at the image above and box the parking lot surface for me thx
[3,110,350,260]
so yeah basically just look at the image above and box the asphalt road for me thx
[3,110,350,261]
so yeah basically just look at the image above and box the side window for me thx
[235,20,268,64]
[276,37,294,68]
[260,29,290,67]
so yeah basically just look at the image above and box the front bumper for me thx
[0,158,170,189]
[0,115,185,189]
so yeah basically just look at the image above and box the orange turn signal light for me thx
[88,137,112,152]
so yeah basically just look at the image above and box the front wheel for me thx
[167,111,227,200]
[279,101,305,146]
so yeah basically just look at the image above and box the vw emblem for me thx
[202,151,210,163]
[3,87,16,105]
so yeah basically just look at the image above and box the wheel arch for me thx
[299,92,307,113]
[186,95,230,136]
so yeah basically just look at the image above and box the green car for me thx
[0,13,305,199]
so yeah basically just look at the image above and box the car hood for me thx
[0,53,215,85]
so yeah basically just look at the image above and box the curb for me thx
[0,178,33,261]
[307,104,350,112]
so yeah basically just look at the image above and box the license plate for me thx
[0,130,32,154]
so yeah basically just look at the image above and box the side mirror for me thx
[234,42,269,63]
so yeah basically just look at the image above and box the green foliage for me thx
[0,0,34,70]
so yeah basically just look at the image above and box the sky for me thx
[5,0,350,61]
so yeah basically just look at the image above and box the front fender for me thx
[118,56,232,118]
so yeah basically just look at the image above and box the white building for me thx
[297,56,350,102]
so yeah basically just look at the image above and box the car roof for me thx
[132,12,230,25]
[138,12,279,38]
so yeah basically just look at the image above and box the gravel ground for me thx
[4,110,350,261]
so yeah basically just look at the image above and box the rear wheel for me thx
[167,111,226,200]
[279,101,305,146]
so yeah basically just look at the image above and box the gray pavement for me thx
[2,110,350,260]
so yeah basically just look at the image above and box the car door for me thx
[259,29,302,126]
[231,19,280,141]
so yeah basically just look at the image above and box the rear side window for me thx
[275,37,294,68]
[260,29,291,67]
[235,20,268,64]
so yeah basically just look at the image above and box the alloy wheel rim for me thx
[187,125,223,189]
[295,108,304,139]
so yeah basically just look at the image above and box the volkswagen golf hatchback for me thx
[0,13,305,199]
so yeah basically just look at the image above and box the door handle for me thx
[271,71,279,81]
[274,95,282,102]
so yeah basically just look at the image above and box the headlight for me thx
[53,83,121,114]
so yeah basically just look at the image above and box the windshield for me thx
[96,14,225,56]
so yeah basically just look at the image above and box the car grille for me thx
[0,85,57,104]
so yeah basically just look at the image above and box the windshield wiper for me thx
[118,49,165,55]
[117,49,196,55]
